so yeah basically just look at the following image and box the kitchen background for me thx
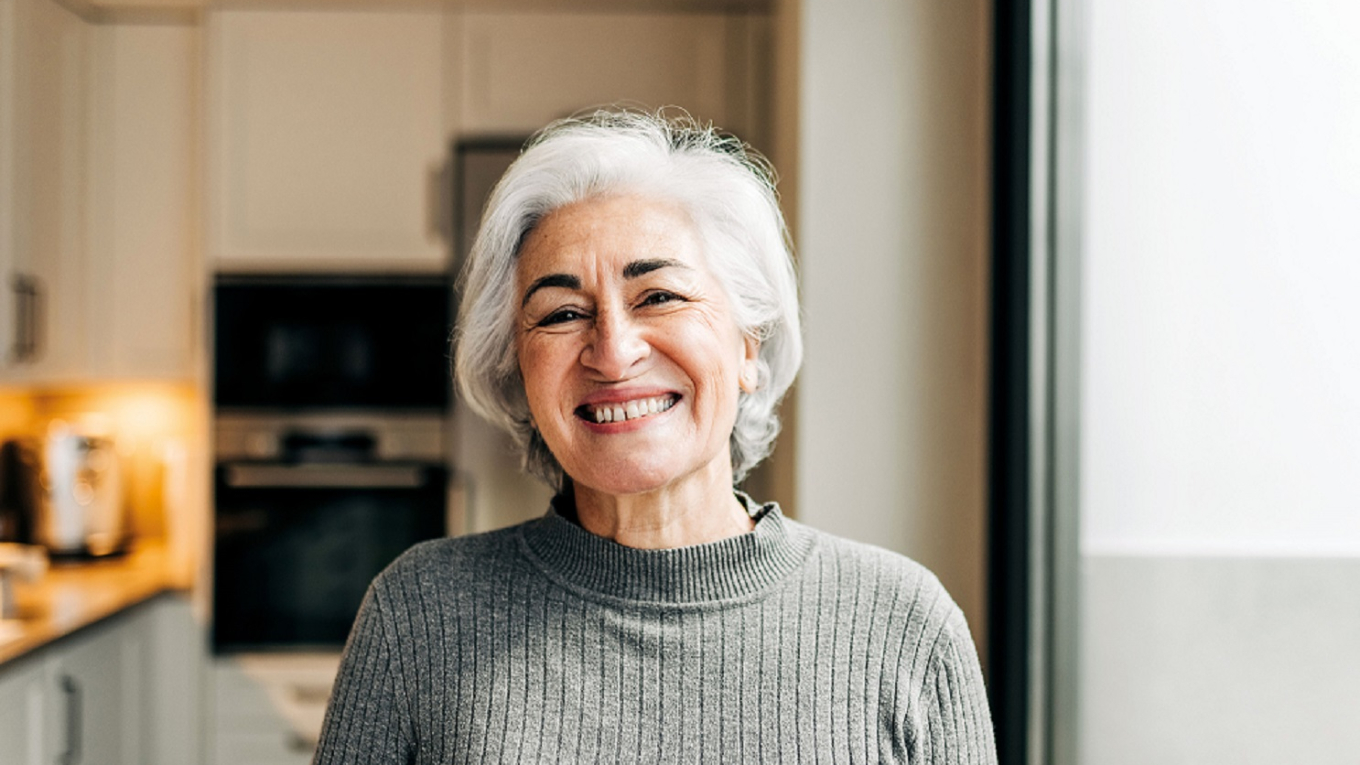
[1,0,1357,764]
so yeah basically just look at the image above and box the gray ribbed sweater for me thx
[314,498,996,764]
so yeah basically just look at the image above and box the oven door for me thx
[212,462,446,652]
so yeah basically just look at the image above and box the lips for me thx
[575,393,679,424]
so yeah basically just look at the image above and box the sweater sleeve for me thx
[313,582,416,765]
[907,612,999,765]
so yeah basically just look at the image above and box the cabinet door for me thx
[0,656,47,765]
[83,23,200,381]
[1,0,198,385]
[5,0,89,385]
[45,610,149,765]
[207,9,449,273]
[456,13,752,136]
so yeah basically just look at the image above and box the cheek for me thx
[518,337,578,410]
[516,340,551,407]
[674,326,746,411]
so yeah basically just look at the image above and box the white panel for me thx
[209,10,446,270]
[1080,556,1360,764]
[1081,0,1360,554]
[459,13,731,134]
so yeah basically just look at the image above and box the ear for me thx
[739,333,761,393]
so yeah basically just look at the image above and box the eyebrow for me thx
[521,274,581,307]
[521,259,691,307]
[622,258,688,279]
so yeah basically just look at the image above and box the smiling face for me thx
[514,194,759,503]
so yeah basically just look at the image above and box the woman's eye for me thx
[537,308,586,327]
[639,291,683,307]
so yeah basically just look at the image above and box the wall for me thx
[794,0,991,656]
[1078,1,1360,760]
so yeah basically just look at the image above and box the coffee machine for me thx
[40,423,127,558]
[0,424,128,558]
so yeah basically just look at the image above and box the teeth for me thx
[588,395,675,424]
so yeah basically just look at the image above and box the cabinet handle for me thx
[9,274,42,363]
[25,275,43,363]
[222,463,428,489]
[9,274,28,362]
[59,674,83,765]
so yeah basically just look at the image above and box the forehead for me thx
[515,195,705,281]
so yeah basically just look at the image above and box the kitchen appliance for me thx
[214,274,452,411]
[211,274,455,652]
[39,423,128,558]
[212,413,450,651]
[0,439,40,545]
[0,429,127,558]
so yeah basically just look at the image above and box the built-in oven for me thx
[211,275,455,650]
[211,275,456,759]
[212,414,449,652]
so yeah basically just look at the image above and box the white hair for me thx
[454,109,802,489]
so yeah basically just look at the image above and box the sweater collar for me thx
[517,492,815,605]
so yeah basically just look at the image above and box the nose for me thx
[580,308,649,380]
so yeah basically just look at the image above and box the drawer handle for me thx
[223,463,428,489]
[59,674,83,765]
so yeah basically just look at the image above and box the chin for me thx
[573,470,673,498]
[567,453,698,497]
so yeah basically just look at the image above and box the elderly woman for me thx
[314,111,996,764]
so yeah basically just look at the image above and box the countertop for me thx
[0,544,187,666]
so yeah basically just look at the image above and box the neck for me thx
[570,464,754,550]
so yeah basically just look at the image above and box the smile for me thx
[577,394,678,424]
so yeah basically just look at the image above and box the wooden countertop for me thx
[0,544,186,666]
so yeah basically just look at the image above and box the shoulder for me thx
[790,519,974,661]
[369,521,536,603]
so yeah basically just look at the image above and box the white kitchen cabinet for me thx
[43,608,148,765]
[0,0,200,385]
[455,12,762,138]
[0,0,89,385]
[83,22,202,381]
[205,8,770,275]
[207,9,450,273]
[0,606,147,765]
[0,654,45,764]
[0,594,202,765]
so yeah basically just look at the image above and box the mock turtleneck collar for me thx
[516,493,816,605]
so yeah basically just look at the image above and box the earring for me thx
[740,367,758,393]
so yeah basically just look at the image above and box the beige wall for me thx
[792,0,992,660]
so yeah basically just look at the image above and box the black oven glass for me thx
[214,278,452,410]
[212,465,447,651]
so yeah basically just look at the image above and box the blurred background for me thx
[0,0,1355,763]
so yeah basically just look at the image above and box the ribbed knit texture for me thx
[314,498,997,764]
